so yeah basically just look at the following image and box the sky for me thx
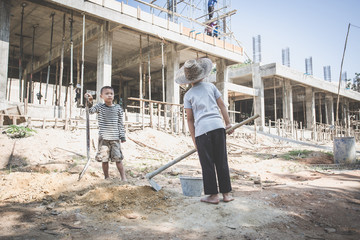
[125,0,360,83]
[232,0,360,83]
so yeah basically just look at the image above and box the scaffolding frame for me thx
[134,0,234,42]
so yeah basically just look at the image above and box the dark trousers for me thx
[208,6,214,19]
[195,128,232,195]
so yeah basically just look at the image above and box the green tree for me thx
[351,73,360,92]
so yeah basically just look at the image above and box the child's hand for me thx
[84,93,93,102]
[225,124,234,135]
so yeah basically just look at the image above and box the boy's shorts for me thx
[95,137,124,163]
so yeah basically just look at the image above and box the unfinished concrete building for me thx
[1,0,359,141]
[1,0,242,126]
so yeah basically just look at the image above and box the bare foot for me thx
[121,178,128,182]
[222,193,234,202]
[200,194,219,204]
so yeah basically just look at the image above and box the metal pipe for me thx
[80,13,85,106]
[45,12,56,104]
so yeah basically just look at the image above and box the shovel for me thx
[78,96,91,181]
[146,114,260,191]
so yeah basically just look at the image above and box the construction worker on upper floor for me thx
[208,0,217,19]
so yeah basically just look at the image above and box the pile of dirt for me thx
[299,152,334,165]
[129,128,193,154]
[78,185,173,220]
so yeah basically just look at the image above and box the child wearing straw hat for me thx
[175,58,234,204]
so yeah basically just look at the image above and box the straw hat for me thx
[175,58,213,85]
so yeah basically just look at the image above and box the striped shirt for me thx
[89,103,126,141]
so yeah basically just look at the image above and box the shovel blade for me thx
[148,178,162,191]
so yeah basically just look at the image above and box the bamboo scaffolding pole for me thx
[161,41,165,102]
[58,13,66,108]
[69,12,74,118]
[77,47,80,86]
[29,24,38,103]
[139,35,143,99]
[39,70,43,104]
[336,23,350,125]
[158,104,161,130]
[53,62,59,105]
[274,79,277,121]
[19,3,26,102]
[80,13,85,106]
[45,12,55,104]
[147,35,151,100]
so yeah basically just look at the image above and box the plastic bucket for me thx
[333,137,356,164]
[179,176,203,197]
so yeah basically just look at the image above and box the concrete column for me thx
[325,94,334,125]
[123,82,129,108]
[252,63,265,130]
[305,86,316,129]
[165,44,180,104]
[0,0,10,102]
[282,79,293,121]
[344,99,351,136]
[96,21,113,101]
[229,97,235,123]
[215,59,229,105]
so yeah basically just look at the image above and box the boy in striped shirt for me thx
[85,86,127,181]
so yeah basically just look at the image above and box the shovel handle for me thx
[145,114,260,179]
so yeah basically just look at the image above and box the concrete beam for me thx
[228,64,252,79]
[44,0,245,64]
[226,82,258,97]
[261,63,360,102]
[113,42,162,74]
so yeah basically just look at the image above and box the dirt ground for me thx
[0,127,359,240]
